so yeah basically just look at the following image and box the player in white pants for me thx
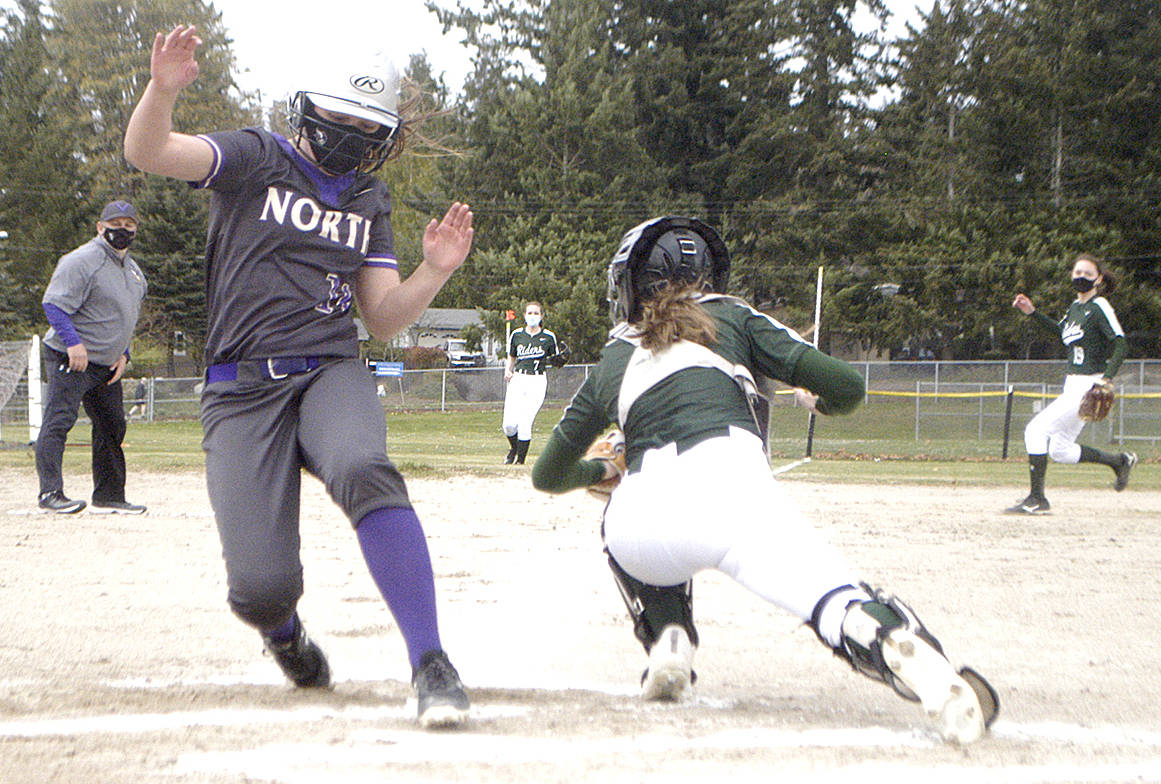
[1007,254,1135,514]
[532,216,998,744]
[502,301,559,464]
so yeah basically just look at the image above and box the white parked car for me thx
[445,338,486,368]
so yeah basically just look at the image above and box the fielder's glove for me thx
[1078,379,1115,422]
[584,427,627,500]
[547,341,570,368]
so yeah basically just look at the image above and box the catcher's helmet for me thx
[606,216,730,324]
[287,54,402,175]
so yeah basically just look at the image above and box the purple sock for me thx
[356,507,442,670]
[266,613,299,643]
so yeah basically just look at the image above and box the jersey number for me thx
[1072,345,1085,365]
[316,273,352,315]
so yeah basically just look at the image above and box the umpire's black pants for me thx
[35,347,128,502]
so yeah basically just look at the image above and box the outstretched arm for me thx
[788,349,865,416]
[1014,293,1062,337]
[124,24,214,181]
[355,203,474,341]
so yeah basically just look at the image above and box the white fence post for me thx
[28,335,42,444]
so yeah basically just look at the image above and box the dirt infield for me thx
[2,466,1160,783]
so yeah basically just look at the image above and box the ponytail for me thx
[635,283,717,352]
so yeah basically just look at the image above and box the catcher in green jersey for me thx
[1007,254,1136,515]
[531,216,998,744]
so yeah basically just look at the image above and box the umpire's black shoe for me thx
[89,499,147,515]
[38,491,86,514]
[1004,495,1050,515]
[263,624,332,688]
[1114,452,1137,492]
[412,649,470,729]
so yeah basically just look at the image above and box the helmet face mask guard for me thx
[606,216,730,325]
[287,57,403,176]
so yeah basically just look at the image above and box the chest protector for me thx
[613,295,769,443]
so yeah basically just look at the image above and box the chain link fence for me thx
[3,358,1159,448]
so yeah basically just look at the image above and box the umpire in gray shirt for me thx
[36,199,148,514]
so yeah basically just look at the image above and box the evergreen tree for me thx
[430,0,673,360]
[0,0,86,338]
[42,0,257,368]
[728,0,892,340]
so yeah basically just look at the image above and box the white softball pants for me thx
[602,427,861,631]
[1023,374,1102,463]
[502,372,547,440]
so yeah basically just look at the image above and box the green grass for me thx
[2,403,1157,490]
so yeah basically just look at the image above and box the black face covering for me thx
[302,107,392,175]
[103,227,135,251]
[1071,276,1096,293]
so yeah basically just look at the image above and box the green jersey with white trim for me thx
[555,296,829,471]
[509,327,559,374]
[1034,297,1126,377]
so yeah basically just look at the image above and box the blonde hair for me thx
[635,283,717,352]
[386,76,462,163]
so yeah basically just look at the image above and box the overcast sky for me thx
[212,0,925,103]
[212,0,476,102]
[1,0,926,103]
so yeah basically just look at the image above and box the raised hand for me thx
[1012,293,1035,314]
[151,24,202,93]
[422,202,474,276]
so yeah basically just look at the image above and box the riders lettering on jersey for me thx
[515,343,547,359]
[259,186,372,255]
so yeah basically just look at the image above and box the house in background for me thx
[360,308,500,363]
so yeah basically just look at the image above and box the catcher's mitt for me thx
[1078,379,1115,422]
[584,428,627,500]
[547,341,570,368]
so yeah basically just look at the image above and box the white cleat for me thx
[882,628,986,744]
[641,625,694,701]
[418,703,471,730]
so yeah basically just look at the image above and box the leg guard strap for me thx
[607,550,698,653]
[826,583,946,703]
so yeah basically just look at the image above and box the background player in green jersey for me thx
[1008,254,1136,514]
[502,301,561,464]
[531,216,998,744]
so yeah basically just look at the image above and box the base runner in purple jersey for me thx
[125,24,473,728]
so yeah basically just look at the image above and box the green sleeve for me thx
[788,348,865,415]
[1104,335,1127,379]
[530,367,613,493]
[1030,310,1061,337]
[530,430,607,493]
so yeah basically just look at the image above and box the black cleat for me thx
[504,448,517,465]
[38,491,85,514]
[412,649,470,729]
[263,624,332,688]
[1114,452,1137,492]
[1004,495,1050,515]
